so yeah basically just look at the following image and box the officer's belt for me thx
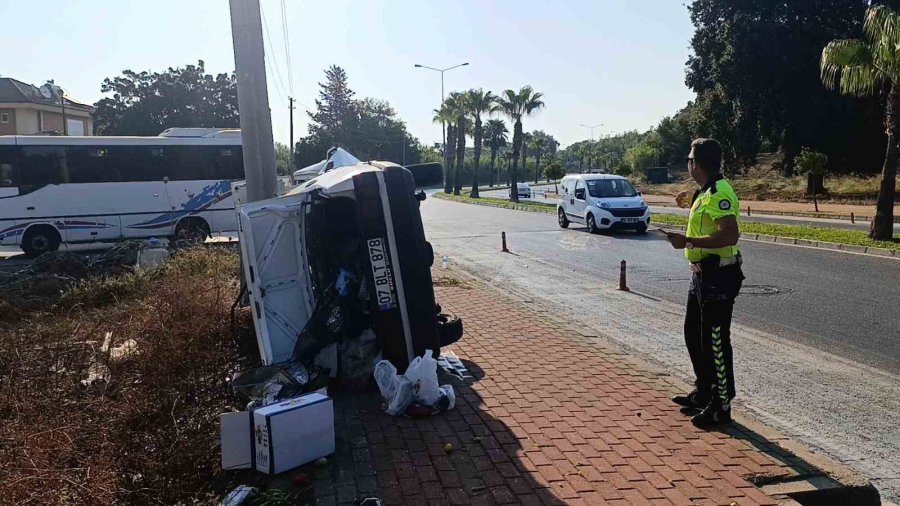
[690,256,740,273]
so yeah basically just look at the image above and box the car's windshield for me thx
[586,179,637,198]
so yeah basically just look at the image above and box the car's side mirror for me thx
[574,188,585,200]
[637,191,642,196]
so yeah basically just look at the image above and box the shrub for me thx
[614,163,633,177]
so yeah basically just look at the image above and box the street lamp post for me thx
[580,123,603,142]
[414,62,469,190]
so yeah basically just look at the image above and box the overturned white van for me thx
[236,161,460,371]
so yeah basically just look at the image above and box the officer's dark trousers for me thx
[684,264,744,406]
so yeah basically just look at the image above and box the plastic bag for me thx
[340,329,380,391]
[437,385,456,411]
[314,343,339,379]
[405,349,441,406]
[374,360,414,416]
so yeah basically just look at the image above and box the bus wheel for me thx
[22,226,61,258]
[174,219,210,246]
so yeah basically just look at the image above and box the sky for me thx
[0,0,696,149]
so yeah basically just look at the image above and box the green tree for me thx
[821,4,900,239]
[685,0,896,172]
[433,104,456,193]
[528,131,559,183]
[464,89,496,198]
[447,92,468,195]
[94,60,238,135]
[294,66,421,168]
[483,119,508,187]
[497,87,545,202]
[625,143,659,174]
[794,147,829,195]
[543,158,565,193]
[275,142,292,175]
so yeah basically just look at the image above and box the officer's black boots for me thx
[671,390,708,410]
[690,399,732,428]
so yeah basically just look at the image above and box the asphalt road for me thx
[480,184,900,232]
[421,196,900,499]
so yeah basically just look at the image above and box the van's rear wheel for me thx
[558,209,569,228]
[22,226,61,258]
[586,214,599,234]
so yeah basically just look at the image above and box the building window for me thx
[0,113,9,124]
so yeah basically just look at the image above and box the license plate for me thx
[621,218,639,223]
[367,237,397,311]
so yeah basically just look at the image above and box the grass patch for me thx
[651,213,899,250]
[435,192,556,212]
[436,191,900,251]
[0,247,256,504]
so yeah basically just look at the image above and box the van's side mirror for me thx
[574,188,586,200]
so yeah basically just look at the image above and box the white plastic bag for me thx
[439,384,456,411]
[375,360,414,416]
[404,349,441,406]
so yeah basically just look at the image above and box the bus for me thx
[0,128,244,257]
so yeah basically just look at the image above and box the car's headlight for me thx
[599,202,610,209]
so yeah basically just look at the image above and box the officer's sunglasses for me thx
[685,157,695,164]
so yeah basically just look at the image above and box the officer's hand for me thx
[667,233,687,249]
[675,191,692,209]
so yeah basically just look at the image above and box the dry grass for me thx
[0,248,257,505]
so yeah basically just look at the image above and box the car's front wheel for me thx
[558,209,570,228]
[586,214,599,234]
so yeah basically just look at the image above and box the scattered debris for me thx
[230,365,305,408]
[315,457,328,468]
[220,485,257,506]
[354,498,384,506]
[444,443,454,453]
[374,351,456,417]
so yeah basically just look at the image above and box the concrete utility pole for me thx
[229,0,278,203]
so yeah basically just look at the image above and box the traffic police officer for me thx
[667,138,744,428]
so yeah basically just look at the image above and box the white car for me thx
[557,174,650,233]
[509,182,532,199]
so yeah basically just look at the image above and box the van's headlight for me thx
[599,202,610,209]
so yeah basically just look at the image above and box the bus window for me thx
[19,146,69,194]
[65,145,119,183]
[0,145,16,188]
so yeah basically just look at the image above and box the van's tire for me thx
[22,226,61,258]
[635,223,648,234]
[558,208,570,228]
[174,218,210,245]
[436,312,463,346]
[586,214,599,234]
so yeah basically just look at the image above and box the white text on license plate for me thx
[621,218,639,223]
[367,238,396,310]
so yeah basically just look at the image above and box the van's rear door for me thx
[237,193,314,365]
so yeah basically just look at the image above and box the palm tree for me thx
[497,86,544,201]
[529,133,546,183]
[464,89,496,198]
[433,104,456,194]
[447,91,467,195]
[484,119,508,187]
[821,5,899,240]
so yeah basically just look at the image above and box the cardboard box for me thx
[221,392,334,475]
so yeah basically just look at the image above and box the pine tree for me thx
[307,65,358,143]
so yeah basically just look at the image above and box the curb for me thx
[433,193,899,260]
[647,201,900,224]
[655,223,898,259]
[438,264,882,505]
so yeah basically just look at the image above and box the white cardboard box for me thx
[220,392,335,475]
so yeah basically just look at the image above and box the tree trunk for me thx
[510,122,522,202]
[781,127,799,177]
[871,84,899,240]
[444,124,455,194]
[805,173,826,195]
[471,117,482,198]
[454,116,466,195]
[534,150,542,183]
[489,148,497,187]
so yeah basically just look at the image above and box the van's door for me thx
[237,192,314,365]
[572,178,588,222]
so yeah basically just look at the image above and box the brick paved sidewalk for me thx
[312,274,824,505]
